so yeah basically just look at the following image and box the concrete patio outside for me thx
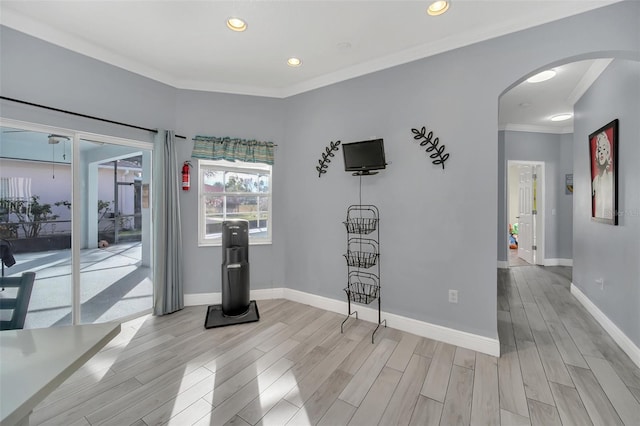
[1,242,151,329]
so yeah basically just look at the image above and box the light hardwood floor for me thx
[33,266,640,425]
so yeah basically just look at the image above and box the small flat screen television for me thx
[342,138,386,174]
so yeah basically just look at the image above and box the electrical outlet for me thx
[596,278,604,290]
[448,289,458,303]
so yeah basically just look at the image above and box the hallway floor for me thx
[498,265,640,425]
[508,247,531,267]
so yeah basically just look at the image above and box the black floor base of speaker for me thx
[204,300,260,329]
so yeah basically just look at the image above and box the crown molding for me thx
[0,8,179,89]
[567,58,614,105]
[1,1,621,98]
[280,2,621,98]
[500,123,573,134]
[175,79,285,99]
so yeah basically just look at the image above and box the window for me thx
[198,159,272,245]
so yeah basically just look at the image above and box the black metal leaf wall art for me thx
[411,126,450,169]
[316,140,341,177]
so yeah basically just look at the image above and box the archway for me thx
[496,53,640,366]
[497,51,640,269]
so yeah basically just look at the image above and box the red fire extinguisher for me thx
[182,161,192,191]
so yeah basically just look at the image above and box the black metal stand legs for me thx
[372,296,387,343]
[340,293,386,344]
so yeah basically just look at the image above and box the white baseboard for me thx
[544,258,573,267]
[570,283,640,369]
[497,259,573,268]
[252,288,285,300]
[184,292,220,306]
[185,287,500,357]
[184,288,284,306]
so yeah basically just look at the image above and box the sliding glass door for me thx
[0,126,73,327]
[0,120,153,327]
[77,138,153,324]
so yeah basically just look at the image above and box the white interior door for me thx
[518,165,534,264]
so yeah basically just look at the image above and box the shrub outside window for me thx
[198,159,272,245]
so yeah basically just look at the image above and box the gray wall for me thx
[1,1,639,340]
[280,2,639,338]
[0,27,286,297]
[558,133,574,260]
[0,27,176,144]
[174,90,286,294]
[573,59,640,346]
[281,65,501,336]
[502,131,573,261]
[498,132,508,262]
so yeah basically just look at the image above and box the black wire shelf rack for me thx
[343,205,379,234]
[343,237,379,268]
[341,204,385,343]
[343,250,378,269]
[344,271,379,304]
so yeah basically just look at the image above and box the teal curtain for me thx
[152,130,184,315]
[192,136,275,165]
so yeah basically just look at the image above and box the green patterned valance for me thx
[192,136,275,165]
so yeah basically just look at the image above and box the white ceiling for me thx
[0,1,619,132]
[499,58,613,133]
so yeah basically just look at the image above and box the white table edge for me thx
[1,322,121,426]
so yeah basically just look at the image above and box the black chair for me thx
[1,239,16,272]
[0,272,36,330]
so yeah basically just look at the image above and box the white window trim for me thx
[197,159,272,246]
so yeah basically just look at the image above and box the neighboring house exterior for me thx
[0,160,140,239]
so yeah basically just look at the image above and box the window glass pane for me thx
[224,195,269,237]
[202,170,224,194]
[228,196,269,237]
[225,195,244,218]
[225,172,261,193]
[205,194,224,214]
[234,197,258,219]
[258,175,270,193]
[258,196,270,216]
[81,146,152,324]
[0,128,73,328]
[225,195,254,219]
[199,159,271,245]
[254,196,270,238]
[204,195,224,238]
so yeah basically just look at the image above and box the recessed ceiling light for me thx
[550,113,573,122]
[427,1,450,16]
[527,70,556,83]
[287,57,302,67]
[226,17,247,32]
